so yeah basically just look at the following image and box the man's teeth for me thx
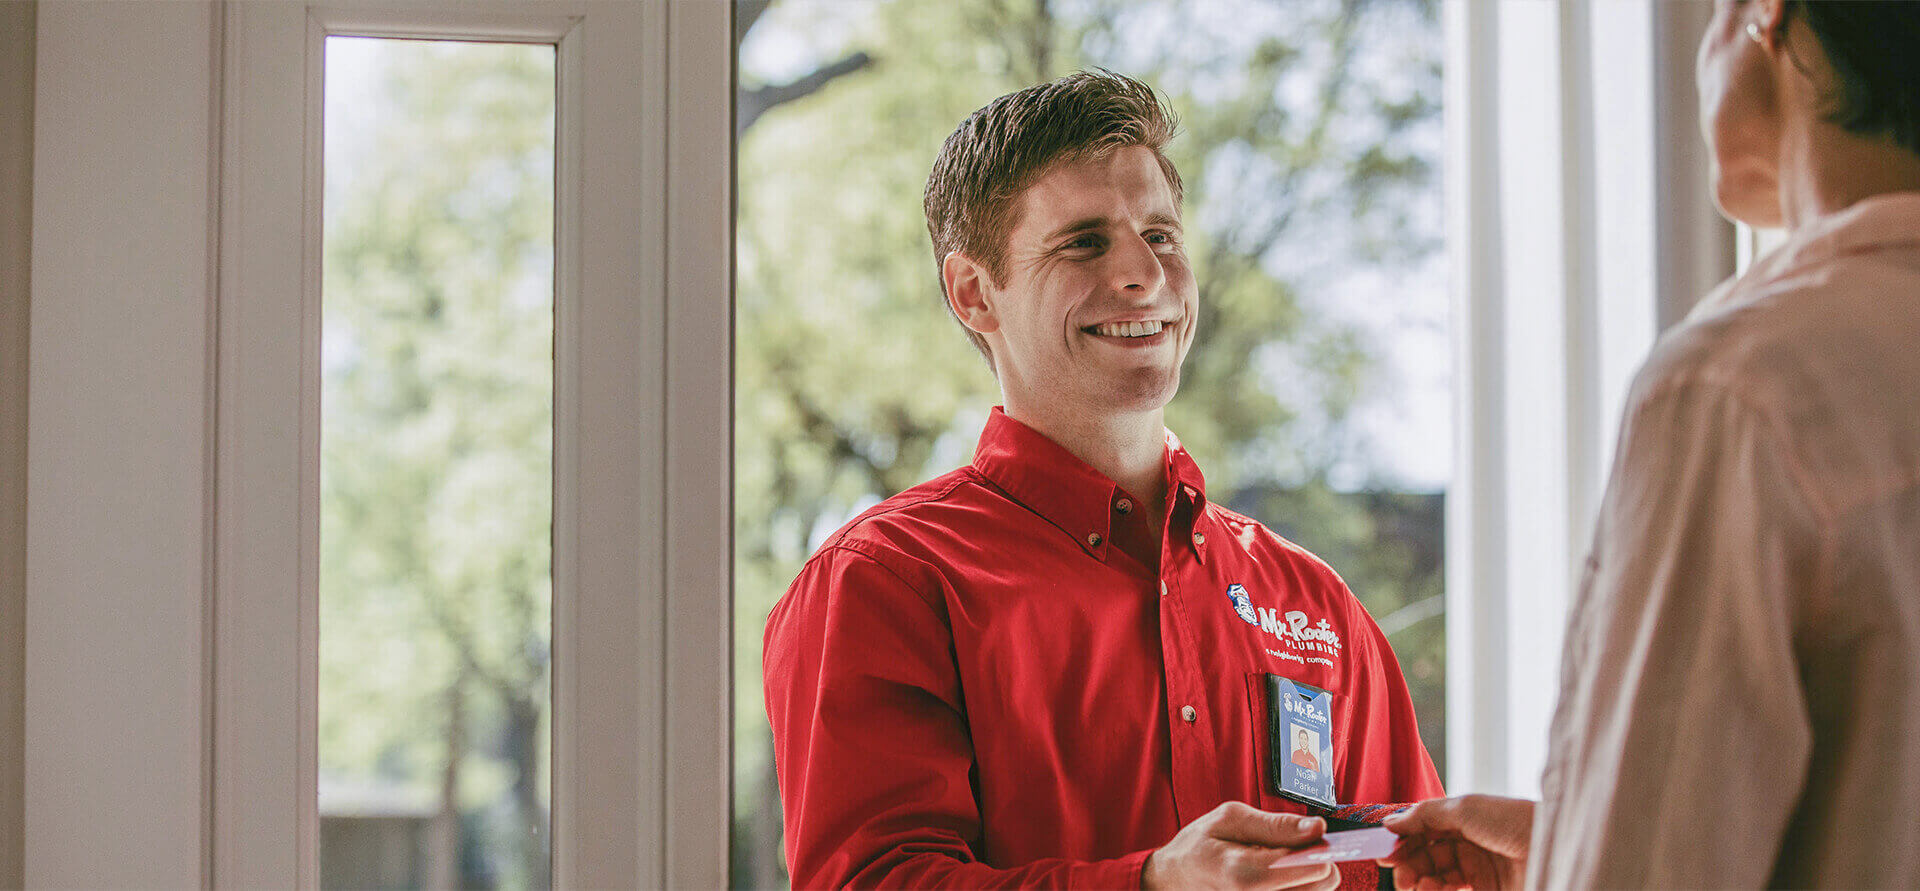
[1090,320,1166,338]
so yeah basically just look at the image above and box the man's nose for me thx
[1105,232,1167,296]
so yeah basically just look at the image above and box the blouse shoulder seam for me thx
[1629,374,1837,616]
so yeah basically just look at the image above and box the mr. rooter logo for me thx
[1283,694,1326,723]
[1227,585,1345,657]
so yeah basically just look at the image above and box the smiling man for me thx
[763,71,1442,890]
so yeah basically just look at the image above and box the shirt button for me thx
[1159,581,1168,597]
[1115,498,1133,515]
[1087,532,1103,547]
[1192,531,1206,546]
[1181,705,1198,723]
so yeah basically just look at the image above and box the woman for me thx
[1383,1,1920,888]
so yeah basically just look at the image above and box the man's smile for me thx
[1081,318,1178,345]
[1085,319,1167,337]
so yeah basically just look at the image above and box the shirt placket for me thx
[1157,487,1224,825]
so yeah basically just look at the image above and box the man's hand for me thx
[1141,801,1339,890]
[1377,795,1535,891]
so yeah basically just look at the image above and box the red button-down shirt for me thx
[764,409,1443,889]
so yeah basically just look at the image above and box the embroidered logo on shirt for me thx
[1254,608,1344,657]
[1227,583,1258,625]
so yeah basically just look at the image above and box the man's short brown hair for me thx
[923,70,1183,360]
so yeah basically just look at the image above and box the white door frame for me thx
[27,2,731,886]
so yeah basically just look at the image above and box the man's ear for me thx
[942,251,1000,336]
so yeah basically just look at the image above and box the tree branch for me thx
[420,582,538,707]
[783,380,892,496]
[737,51,874,135]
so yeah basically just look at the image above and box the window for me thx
[733,1,1448,884]
[204,3,728,885]
[319,37,556,890]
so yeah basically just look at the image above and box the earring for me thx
[1746,21,1765,44]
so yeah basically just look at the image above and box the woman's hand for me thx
[1377,795,1535,891]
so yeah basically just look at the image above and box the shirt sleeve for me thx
[762,543,1152,890]
[1530,379,1820,889]
[1309,579,1445,891]
[1340,597,1447,805]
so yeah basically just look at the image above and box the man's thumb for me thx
[1227,807,1326,847]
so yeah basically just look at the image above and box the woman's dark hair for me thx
[1788,0,1920,155]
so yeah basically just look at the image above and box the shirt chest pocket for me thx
[1244,670,1345,814]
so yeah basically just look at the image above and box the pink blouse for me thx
[1532,192,1920,888]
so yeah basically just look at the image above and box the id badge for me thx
[1267,674,1337,809]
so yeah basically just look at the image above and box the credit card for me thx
[1270,826,1400,868]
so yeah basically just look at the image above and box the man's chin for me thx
[1101,371,1181,416]
[1006,367,1180,420]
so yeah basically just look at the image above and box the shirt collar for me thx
[971,408,1209,558]
[1697,190,1920,316]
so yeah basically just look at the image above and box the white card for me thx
[1269,826,1400,868]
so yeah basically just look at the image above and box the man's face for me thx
[966,145,1198,423]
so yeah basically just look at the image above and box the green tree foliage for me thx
[320,40,555,890]
[735,0,1444,886]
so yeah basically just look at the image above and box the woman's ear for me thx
[1755,0,1788,49]
[942,251,1000,336]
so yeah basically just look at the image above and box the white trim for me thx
[210,2,732,885]
[1442,0,1510,797]
[1493,0,1580,795]
[1557,0,1602,577]
[26,3,220,885]
[546,2,668,885]
[209,2,322,884]
[660,1,735,886]
[1589,0,1661,475]
[310,4,579,42]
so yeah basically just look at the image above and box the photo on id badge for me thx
[1267,675,1336,809]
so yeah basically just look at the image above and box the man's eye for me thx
[1064,234,1102,250]
[1146,231,1181,246]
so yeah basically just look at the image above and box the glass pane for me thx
[320,36,556,891]
[733,1,1446,887]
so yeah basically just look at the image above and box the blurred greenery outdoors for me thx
[734,0,1444,886]
[321,39,556,890]
[313,1,1445,888]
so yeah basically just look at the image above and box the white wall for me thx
[25,2,216,886]
[2,3,35,888]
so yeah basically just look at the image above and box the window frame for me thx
[214,3,732,885]
[1441,0,1734,796]
[24,1,730,886]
